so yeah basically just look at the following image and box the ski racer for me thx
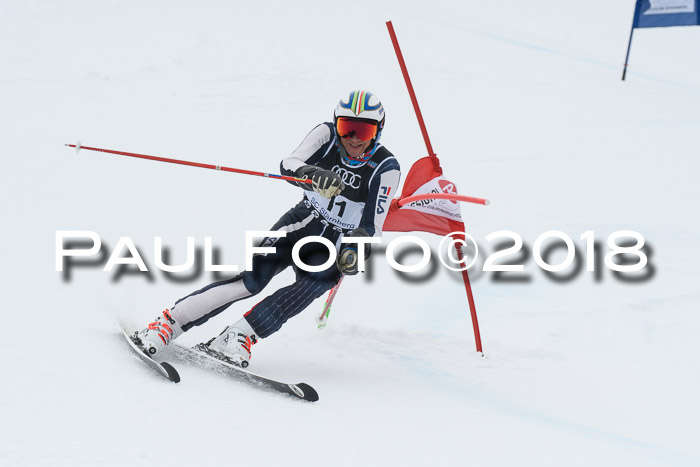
[132,90,401,367]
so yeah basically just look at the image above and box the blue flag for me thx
[633,0,700,28]
[623,0,699,79]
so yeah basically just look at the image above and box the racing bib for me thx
[304,192,364,231]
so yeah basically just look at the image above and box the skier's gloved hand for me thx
[296,165,345,198]
[337,228,371,275]
[337,246,358,275]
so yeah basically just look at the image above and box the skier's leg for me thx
[134,258,287,356]
[244,244,343,339]
[134,237,292,357]
[134,209,315,356]
[171,209,318,330]
[205,235,342,366]
[170,247,288,332]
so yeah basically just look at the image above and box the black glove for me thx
[337,228,371,275]
[295,165,345,198]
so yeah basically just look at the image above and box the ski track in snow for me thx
[318,324,699,465]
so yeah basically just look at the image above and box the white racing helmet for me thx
[333,90,385,165]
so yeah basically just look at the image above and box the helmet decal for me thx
[339,90,382,116]
[336,90,384,120]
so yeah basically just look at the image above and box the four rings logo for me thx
[332,165,362,189]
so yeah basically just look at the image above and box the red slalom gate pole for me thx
[386,21,484,353]
[456,242,483,353]
[398,193,490,207]
[65,142,312,185]
[386,21,437,162]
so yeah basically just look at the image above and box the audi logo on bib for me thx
[332,165,362,189]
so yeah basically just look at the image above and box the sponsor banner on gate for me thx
[400,176,463,222]
[645,0,695,15]
[634,0,699,28]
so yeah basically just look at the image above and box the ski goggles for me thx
[336,118,378,141]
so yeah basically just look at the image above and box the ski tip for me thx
[160,362,181,383]
[293,383,319,402]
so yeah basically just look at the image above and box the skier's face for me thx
[340,135,371,159]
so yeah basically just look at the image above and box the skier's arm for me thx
[281,123,330,187]
[280,123,344,197]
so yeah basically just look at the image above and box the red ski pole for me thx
[65,142,312,184]
[315,275,344,329]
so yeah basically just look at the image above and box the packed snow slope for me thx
[2,1,699,466]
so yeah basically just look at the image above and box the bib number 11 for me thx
[327,197,347,217]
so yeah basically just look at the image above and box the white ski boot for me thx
[133,309,183,356]
[204,320,257,368]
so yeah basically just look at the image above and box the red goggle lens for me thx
[336,118,378,141]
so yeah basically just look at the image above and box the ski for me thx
[173,343,319,402]
[118,324,180,383]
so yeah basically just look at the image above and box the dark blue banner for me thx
[633,0,699,28]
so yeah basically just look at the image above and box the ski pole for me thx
[65,142,312,185]
[315,275,344,329]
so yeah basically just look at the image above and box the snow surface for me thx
[2,0,700,465]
